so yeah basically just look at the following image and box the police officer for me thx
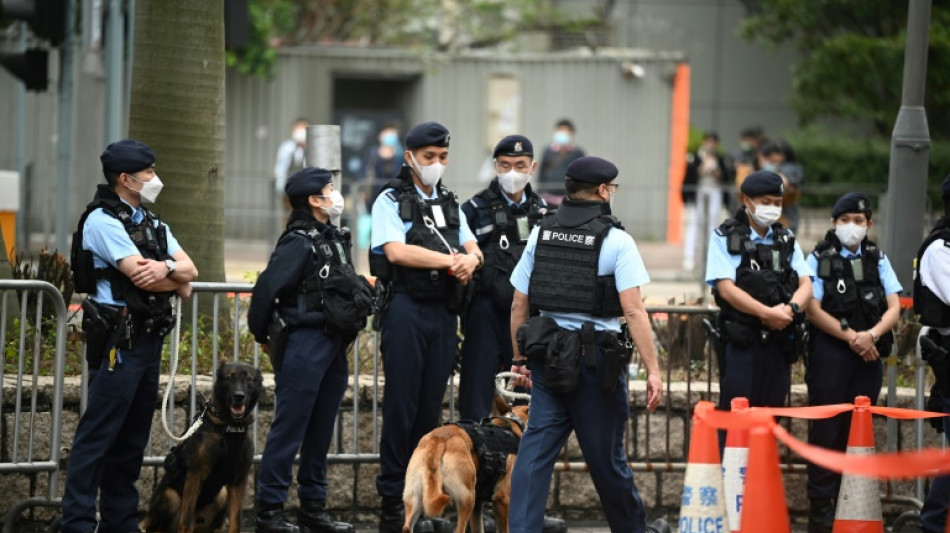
[918,175,950,533]
[459,135,547,420]
[508,156,669,533]
[705,170,812,411]
[369,122,482,533]
[249,167,365,533]
[62,140,199,533]
[802,192,902,533]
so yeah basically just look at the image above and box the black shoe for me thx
[379,497,405,533]
[299,499,355,533]
[541,516,567,533]
[256,501,301,533]
[808,498,835,533]
[428,517,454,533]
[414,518,434,533]
[646,518,671,533]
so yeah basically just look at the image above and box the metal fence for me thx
[0,280,938,530]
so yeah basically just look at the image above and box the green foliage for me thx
[787,129,950,208]
[226,0,298,77]
[11,248,75,325]
[739,0,950,139]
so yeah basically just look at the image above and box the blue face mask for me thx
[553,131,571,146]
[762,162,778,172]
[381,131,399,148]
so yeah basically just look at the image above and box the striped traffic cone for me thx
[679,402,728,533]
[739,424,790,533]
[722,397,750,533]
[832,396,883,533]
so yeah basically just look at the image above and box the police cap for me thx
[831,192,872,220]
[740,170,784,197]
[100,139,155,174]
[565,156,618,184]
[493,135,533,158]
[285,167,333,198]
[405,122,451,150]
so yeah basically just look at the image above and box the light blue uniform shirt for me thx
[705,226,813,287]
[806,246,902,302]
[370,184,476,253]
[510,225,650,333]
[83,199,182,306]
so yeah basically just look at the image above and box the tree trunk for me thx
[128,0,225,287]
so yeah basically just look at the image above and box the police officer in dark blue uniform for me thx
[459,135,547,420]
[62,140,199,533]
[508,156,669,533]
[918,176,950,533]
[802,193,902,533]
[249,167,369,533]
[369,122,482,533]
[705,171,813,412]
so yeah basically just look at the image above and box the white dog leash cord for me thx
[161,295,203,443]
[494,371,532,403]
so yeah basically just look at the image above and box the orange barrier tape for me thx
[753,403,946,421]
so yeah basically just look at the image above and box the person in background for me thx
[682,131,730,272]
[537,118,585,206]
[360,124,403,213]
[273,117,309,237]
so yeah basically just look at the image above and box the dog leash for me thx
[494,371,532,403]
[160,295,204,443]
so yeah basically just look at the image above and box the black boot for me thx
[299,499,355,533]
[256,501,301,533]
[808,498,835,533]
[379,497,406,533]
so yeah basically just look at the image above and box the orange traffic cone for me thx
[722,397,750,533]
[832,396,883,533]
[739,424,790,533]
[679,402,728,533]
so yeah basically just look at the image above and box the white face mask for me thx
[835,222,867,248]
[410,152,446,187]
[498,169,530,195]
[130,174,164,204]
[292,127,306,144]
[749,203,781,227]
[318,190,345,219]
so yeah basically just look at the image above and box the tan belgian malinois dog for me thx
[402,395,529,533]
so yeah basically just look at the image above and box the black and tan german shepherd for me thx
[141,362,263,533]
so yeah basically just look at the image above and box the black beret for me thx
[285,167,333,198]
[831,192,872,219]
[100,139,155,174]
[740,170,784,197]
[565,156,618,184]
[493,135,533,158]
[405,122,450,150]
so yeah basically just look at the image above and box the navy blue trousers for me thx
[921,395,950,532]
[375,293,458,499]
[257,327,349,504]
[805,331,882,500]
[718,338,790,410]
[509,348,646,533]
[60,331,163,533]
[459,295,513,421]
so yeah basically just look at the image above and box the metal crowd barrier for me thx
[0,281,68,533]
[0,280,937,529]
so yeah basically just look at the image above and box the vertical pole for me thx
[124,0,135,132]
[306,125,344,225]
[104,0,124,142]
[15,24,27,251]
[883,0,932,292]
[56,0,77,254]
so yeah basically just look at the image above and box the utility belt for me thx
[81,299,172,369]
[719,314,806,366]
[516,316,632,396]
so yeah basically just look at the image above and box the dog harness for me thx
[450,417,522,503]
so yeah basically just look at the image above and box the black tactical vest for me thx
[452,419,521,503]
[475,181,546,308]
[712,212,799,327]
[914,217,950,328]
[278,219,352,312]
[369,169,462,304]
[812,230,887,331]
[71,185,174,317]
[528,200,623,317]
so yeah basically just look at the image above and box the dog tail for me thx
[422,440,451,517]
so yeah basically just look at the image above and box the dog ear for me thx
[493,393,512,415]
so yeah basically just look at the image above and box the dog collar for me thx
[502,412,526,433]
[201,403,250,435]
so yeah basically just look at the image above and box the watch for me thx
[870,330,881,343]
[165,259,177,276]
[789,302,801,315]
